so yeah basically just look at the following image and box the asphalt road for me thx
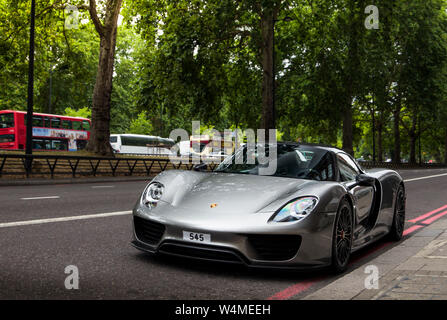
[1,168,447,299]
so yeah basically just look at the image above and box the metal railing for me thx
[1,153,445,179]
[0,154,223,179]
[359,161,447,170]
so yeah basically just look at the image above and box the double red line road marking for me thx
[408,204,447,225]
[267,203,447,300]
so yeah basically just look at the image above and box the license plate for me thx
[183,231,211,243]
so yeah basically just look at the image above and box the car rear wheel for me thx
[331,199,353,274]
[389,185,406,241]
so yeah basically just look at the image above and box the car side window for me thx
[337,153,360,182]
[311,152,335,181]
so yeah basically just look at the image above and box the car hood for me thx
[154,170,316,214]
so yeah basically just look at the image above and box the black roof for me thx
[277,141,344,153]
[240,141,346,154]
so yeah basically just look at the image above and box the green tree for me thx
[128,111,153,135]
[395,0,447,163]
[64,106,92,118]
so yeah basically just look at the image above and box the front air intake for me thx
[134,216,165,245]
[247,235,302,261]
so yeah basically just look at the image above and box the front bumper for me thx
[131,205,337,270]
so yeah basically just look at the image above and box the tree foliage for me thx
[1,0,447,162]
[129,111,153,134]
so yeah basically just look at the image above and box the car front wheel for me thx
[331,199,353,273]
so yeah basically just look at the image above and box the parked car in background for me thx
[110,134,174,155]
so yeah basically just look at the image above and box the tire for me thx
[331,199,354,274]
[388,184,406,241]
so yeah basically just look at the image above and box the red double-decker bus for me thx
[0,110,91,151]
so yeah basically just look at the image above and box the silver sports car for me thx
[131,143,405,272]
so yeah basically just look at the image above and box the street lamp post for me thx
[25,0,36,176]
[48,68,53,114]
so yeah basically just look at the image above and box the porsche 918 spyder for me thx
[131,143,405,273]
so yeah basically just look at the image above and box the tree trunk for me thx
[409,116,417,164]
[371,108,376,162]
[342,103,354,156]
[260,12,276,132]
[393,107,401,164]
[377,122,383,162]
[409,133,417,164]
[342,1,360,157]
[86,31,117,155]
[86,0,122,156]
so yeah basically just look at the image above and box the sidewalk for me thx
[304,218,447,300]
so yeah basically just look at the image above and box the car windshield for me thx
[214,144,335,181]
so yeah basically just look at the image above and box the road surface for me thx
[1,168,447,299]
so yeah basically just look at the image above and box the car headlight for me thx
[142,182,164,208]
[272,197,318,222]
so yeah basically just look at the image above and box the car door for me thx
[337,153,374,224]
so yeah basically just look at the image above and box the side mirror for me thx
[193,163,208,172]
[356,173,375,187]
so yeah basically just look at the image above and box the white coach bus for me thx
[109,134,175,155]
